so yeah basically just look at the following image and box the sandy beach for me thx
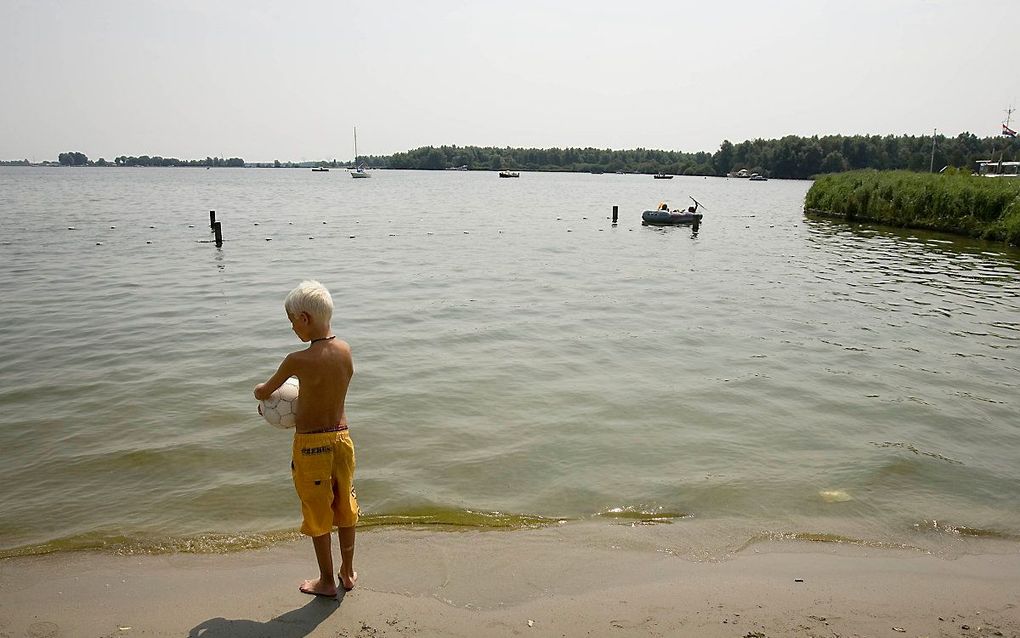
[2,523,1018,638]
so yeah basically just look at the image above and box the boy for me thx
[254,280,359,597]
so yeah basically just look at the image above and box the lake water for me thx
[1,167,1018,558]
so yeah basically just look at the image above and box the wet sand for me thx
[2,523,1018,637]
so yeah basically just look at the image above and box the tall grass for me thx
[804,170,1020,246]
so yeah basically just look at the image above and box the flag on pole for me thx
[1003,123,1018,138]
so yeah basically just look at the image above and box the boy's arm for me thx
[253,355,297,401]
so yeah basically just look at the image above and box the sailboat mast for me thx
[349,126,371,177]
[999,106,1015,168]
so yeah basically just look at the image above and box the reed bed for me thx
[804,170,1020,245]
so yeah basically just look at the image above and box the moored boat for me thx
[976,160,1020,177]
[653,173,674,179]
[499,170,520,178]
[977,107,1019,176]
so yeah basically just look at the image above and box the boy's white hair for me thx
[284,280,333,323]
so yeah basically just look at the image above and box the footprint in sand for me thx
[27,621,60,638]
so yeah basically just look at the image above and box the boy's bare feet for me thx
[338,570,358,591]
[299,577,337,598]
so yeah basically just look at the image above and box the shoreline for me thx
[7,511,1019,561]
[3,523,1018,637]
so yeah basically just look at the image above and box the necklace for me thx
[310,335,336,345]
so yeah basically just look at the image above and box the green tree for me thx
[423,147,445,170]
[58,151,89,166]
[713,140,734,175]
[820,151,848,174]
[798,141,824,176]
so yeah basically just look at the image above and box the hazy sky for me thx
[2,0,1018,162]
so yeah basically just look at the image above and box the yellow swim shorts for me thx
[291,431,359,537]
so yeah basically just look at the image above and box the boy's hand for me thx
[254,383,270,401]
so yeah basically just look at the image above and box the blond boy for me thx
[254,280,358,596]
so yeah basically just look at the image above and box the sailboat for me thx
[351,126,370,178]
[977,106,1020,177]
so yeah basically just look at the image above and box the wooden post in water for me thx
[612,205,618,225]
[214,221,223,247]
[209,210,216,229]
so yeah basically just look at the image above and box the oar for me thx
[690,196,707,212]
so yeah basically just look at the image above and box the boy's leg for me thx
[299,533,337,597]
[338,526,357,590]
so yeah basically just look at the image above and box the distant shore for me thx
[6,131,1017,178]
[2,523,1019,637]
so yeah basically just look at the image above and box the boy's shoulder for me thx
[287,339,352,361]
[325,338,352,354]
[330,339,353,364]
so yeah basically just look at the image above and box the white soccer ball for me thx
[260,377,299,429]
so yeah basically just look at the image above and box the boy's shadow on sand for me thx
[187,594,343,638]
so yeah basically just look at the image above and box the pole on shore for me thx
[612,205,618,225]
[214,221,223,247]
[210,210,216,229]
[929,128,937,173]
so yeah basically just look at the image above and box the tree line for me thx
[112,155,245,167]
[53,152,245,167]
[15,133,1018,177]
[379,133,1018,179]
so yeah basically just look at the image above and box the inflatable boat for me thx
[641,209,703,225]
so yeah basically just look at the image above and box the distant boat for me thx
[749,173,768,181]
[726,168,751,178]
[976,107,1019,177]
[351,126,370,178]
[498,170,520,178]
[311,166,329,172]
[976,160,1020,177]
[446,165,469,171]
[653,173,674,179]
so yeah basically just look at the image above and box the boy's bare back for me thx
[282,338,353,433]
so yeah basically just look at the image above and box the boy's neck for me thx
[306,322,333,344]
